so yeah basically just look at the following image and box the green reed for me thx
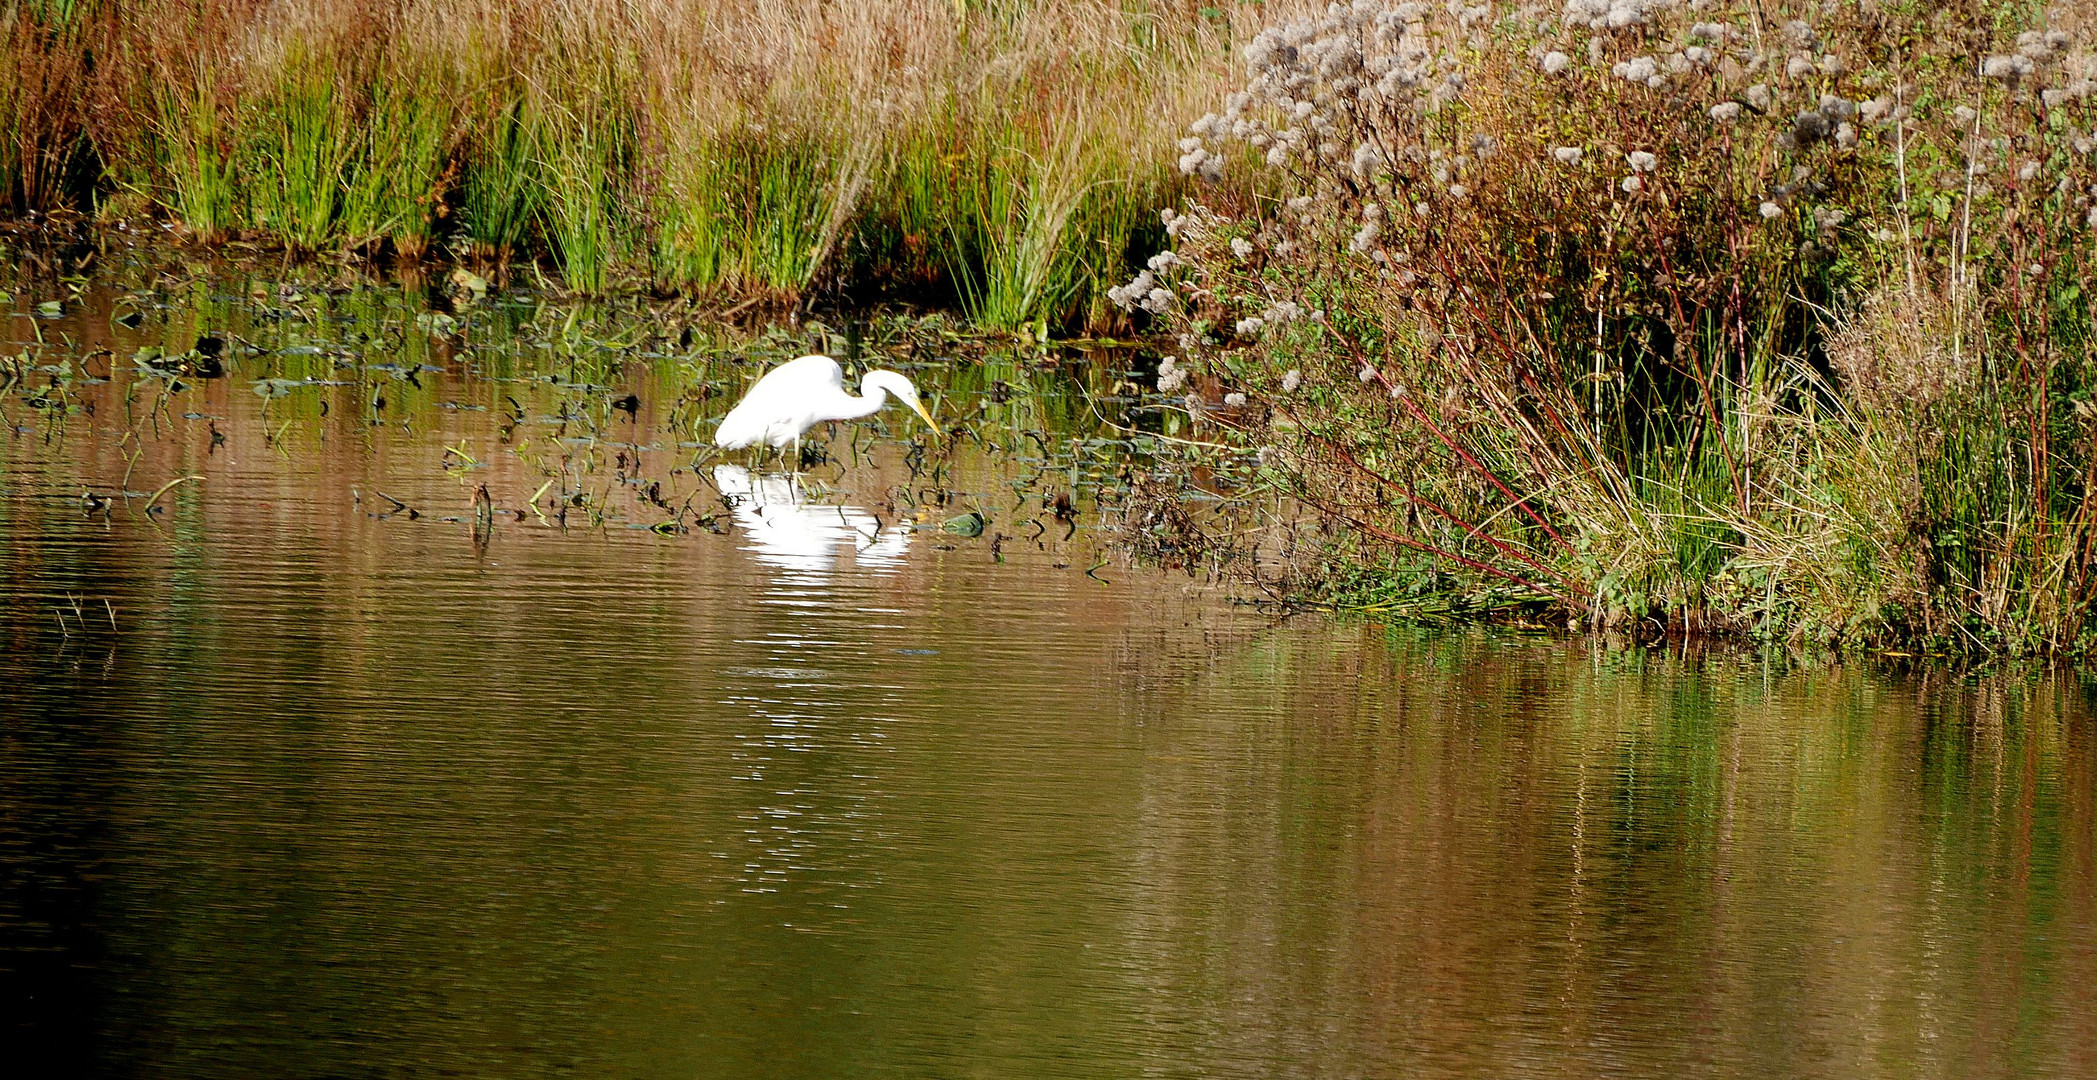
[461,95,540,261]
[535,97,630,294]
[340,70,454,257]
[243,65,351,250]
[153,72,235,242]
[0,0,1214,322]
[653,130,842,296]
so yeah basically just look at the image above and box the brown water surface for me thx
[1,262,2093,1078]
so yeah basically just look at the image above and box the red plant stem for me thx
[1373,357,1573,554]
[1321,436,1586,596]
[1291,488,1574,608]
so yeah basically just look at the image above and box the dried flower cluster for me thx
[1124,0,2097,651]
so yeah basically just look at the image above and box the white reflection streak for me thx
[713,466,907,895]
[713,465,910,578]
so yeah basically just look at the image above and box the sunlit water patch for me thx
[0,260,2092,1078]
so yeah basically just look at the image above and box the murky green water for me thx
[3,257,2094,1077]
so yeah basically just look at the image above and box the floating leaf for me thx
[449,268,489,297]
[416,311,459,336]
[37,300,62,317]
[941,510,987,537]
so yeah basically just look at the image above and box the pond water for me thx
[2,256,2094,1077]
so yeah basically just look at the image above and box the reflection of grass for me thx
[2,0,1232,325]
[0,241,1166,562]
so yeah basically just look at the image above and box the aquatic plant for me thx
[152,71,237,242]
[535,92,631,294]
[1,4,94,214]
[339,66,455,258]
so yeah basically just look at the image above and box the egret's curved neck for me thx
[840,376,892,420]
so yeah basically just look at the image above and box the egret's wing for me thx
[715,355,846,448]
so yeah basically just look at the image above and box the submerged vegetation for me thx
[15,0,2097,661]
[0,245,1167,557]
[1126,0,2097,657]
[1,0,1230,328]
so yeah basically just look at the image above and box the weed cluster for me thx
[2,0,1234,329]
[1133,0,2097,656]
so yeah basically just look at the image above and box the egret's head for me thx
[864,369,939,434]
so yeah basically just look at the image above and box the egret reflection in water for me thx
[714,465,911,575]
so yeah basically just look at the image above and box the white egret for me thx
[713,354,938,454]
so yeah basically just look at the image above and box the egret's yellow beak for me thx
[908,398,940,436]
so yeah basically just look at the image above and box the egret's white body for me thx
[714,354,937,450]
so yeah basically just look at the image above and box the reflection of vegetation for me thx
[0,265,2091,1077]
[1134,628,2096,1076]
[0,253,1169,542]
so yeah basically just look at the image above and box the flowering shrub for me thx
[1121,1,2097,653]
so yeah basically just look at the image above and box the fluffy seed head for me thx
[1983,54,2035,80]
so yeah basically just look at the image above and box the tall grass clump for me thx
[649,125,854,297]
[1127,0,2097,656]
[892,129,1102,330]
[461,94,540,262]
[152,71,237,242]
[2,2,96,213]
[242,60,351,250]
[533,92,631,293]
[2,0,1236,317]
[339,67,455,257]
